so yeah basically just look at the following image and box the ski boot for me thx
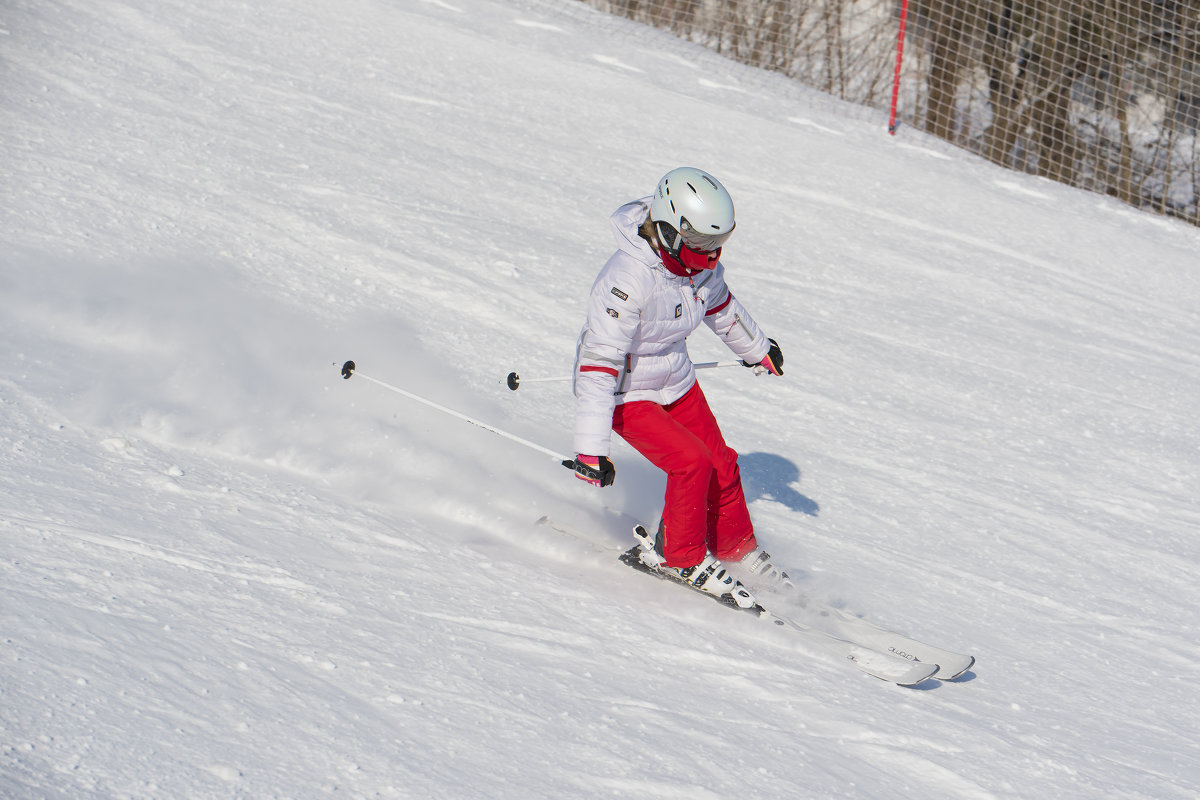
[737,547,796,592]
[633,525,758,609]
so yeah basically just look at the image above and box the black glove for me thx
[574,455,616,487]
[743,338,783,376]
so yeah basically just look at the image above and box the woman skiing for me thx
[571,167,790,604]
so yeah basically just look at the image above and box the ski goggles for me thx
[656,219,735,255]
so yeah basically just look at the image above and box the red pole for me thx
[888,0,911,135]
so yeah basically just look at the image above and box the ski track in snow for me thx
[2,0,1200,797]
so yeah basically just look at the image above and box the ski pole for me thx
[341,360,576,470]
[505,360,743,390]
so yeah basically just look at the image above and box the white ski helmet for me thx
[648,167,736,254]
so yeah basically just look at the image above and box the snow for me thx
[2,0,1199,797]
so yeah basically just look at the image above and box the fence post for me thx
[888,0,911,135]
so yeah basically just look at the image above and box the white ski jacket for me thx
[572,198,772,457]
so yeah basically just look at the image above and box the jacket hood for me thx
[608,197,657,265]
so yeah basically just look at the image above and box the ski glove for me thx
[574,455,615,487]
[744,338,784,376]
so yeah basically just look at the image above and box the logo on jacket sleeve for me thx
[610,286,629,302]
[674,303,683,318]
[606,308,619,318]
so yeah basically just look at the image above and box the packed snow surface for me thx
[3,0,1199,797]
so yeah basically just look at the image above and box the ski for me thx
[618,543,940,687]
[800,602,975,680]
[536,515,974,684]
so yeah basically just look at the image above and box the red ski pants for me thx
[612,382,757,568]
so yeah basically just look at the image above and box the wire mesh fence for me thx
[574,0,1200,225]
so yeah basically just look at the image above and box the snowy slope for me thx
[3,0,1199,797]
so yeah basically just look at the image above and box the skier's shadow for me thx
[738,452,819,516]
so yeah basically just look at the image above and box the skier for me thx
[571,167,792,602]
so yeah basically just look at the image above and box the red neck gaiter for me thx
[658,245,721,277]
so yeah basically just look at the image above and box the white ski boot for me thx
[633,525,758,609]
[737,547,796,592]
